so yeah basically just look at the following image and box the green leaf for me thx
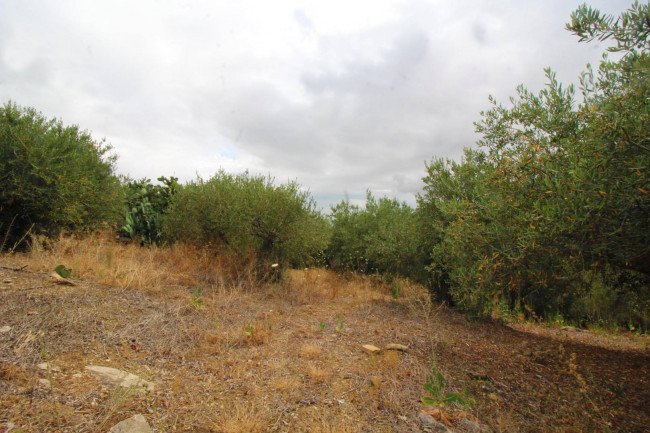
[442,392,465,404]
[424,382,437,395]
[421,396,437,405]
[54,264,71,278]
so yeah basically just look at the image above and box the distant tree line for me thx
[1,2,647,329]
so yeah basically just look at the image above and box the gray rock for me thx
[108,414,153,433]
[85,366,154,392]
[456,417,493,433]
[37,362,61,372]
[417,412,452,432]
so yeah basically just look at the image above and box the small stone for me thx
[417,412,451,432]
[385,343,409,352]
[108,414,153,433]
[37,362,61,372]
[456,417,493,433]
[38,378,51,388]
[0,325,11,333]
[85,366,155,392]
[362,344,381,355]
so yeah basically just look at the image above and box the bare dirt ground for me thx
[1,247,648,433]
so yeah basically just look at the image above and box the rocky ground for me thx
[1,254,648,433]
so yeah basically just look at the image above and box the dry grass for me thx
[299,344,324,358]
[219,402,270,433]
[26,231,259,292]
[306,362,331,384]
[1,235,649,432]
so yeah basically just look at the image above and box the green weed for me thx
[190,287,203,309]
[335,315,344,333]
[421,360,475,408]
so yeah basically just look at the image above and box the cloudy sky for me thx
[0,0,631,209]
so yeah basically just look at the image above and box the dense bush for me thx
[162,171,329,272]
[122,176,180,245]
[417,2,649,328]
[327,192,428,282]
[0,102,122,249]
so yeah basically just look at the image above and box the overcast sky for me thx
[0,0,632,209]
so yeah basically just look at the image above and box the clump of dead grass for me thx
[306,361,331,384]
[299,344,323,358]
[283,268,430,306]
[218,402,270,433]
[25,231,258,292]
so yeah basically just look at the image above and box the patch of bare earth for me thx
[0,248,648,432]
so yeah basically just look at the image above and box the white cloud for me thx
[0,0,632,210]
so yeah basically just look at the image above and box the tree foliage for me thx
[162,171,329,270]
[328,192,427,281]
[418,1,649,327]
[0,102,122,249]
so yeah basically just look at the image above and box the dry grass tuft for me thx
[243,321,273,346]
[219,402,270,433]
[28,233,167,289]
[306,362,331,384]
[299,344,323,358]
[25,231,260,292]
[383,350,401,370]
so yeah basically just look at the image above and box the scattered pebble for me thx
[37,362,61,372]
[385,343,409,352]
[85,365,155,392]
[108,414,153,433]
[362,344,381,355]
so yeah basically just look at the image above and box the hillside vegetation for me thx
[0,3,649,431]
[3,2,647,330]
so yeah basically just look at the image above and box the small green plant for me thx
[313,320,326,332]
[54,264,72,278]
[121,176,179,245]
[244,323,254,337]
[335,314,344,333]
[391,280,402,299]
[421,360,475,408]
[189,287,203,309]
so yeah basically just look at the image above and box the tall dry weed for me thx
[25,231,258,292]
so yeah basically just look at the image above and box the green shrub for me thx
[162,171,329,273]
[416,1,650,328]
[327,191,428,282]
[121,176,180,245]
[0,102,122,249]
